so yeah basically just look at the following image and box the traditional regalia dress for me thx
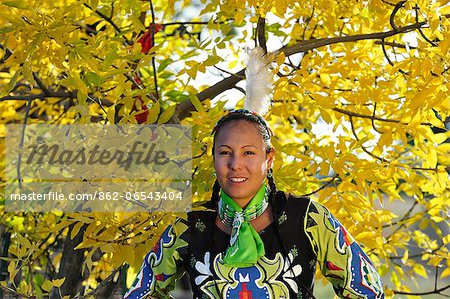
[124,191,384,299]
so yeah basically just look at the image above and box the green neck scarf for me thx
[218,183,269,267]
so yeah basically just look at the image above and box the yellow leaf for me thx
[6,70,21,93]
[71,222,84,240]
[431,132,450,144]
[443,235,450,244]
[107,106,115,124]
[52,278,65,288]
[441,267,450,278]
[41,280,53,292]
[413,263,428,278]
[146,101,160,124]
[391,271,400,289]
[425,149,437,169]
[319,161,330,176]
[276,51,286,66]
[8,261,17,281]
[320,74,331,85]
[401,250,409,265]
[439,5,450,15]
[313,93,334,109]
[320,108,332,123]
[16,234,32,250]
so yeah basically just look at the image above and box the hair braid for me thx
[211,179,221,209]
[267,172,278,216]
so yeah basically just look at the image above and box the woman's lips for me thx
[228,177,248,183]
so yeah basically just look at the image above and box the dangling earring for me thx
[267,168,273,178]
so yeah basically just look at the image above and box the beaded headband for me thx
[212,109,273,138]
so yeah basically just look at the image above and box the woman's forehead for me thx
[215,120,265,145]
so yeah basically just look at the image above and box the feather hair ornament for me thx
[244,47,272,116]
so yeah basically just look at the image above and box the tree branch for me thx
[83,3,132,45]
[213,65,245,78]
[0,91,76,102]
[174,21,427,120]
[381,0,396,6]
[393,283,450,296]
[300,175,338,197]
[349,115,388,162]
[414,4,438,47]
[381,38,409,75]
[371,103,384,134]
[32,73,50,95]
[163,19,232,27]
[301,7,315,41]
[149,0,160,100]
[174,68,245,121]
[332,107,432,126]
[17,98,33,188]
[390,1,406,32]
[374,40,416,49]
[256,17,267,53]
[275,21,426,58]
[389,244,444,260]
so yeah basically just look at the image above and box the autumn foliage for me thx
[0,0,449,298]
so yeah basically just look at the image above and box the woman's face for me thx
[213,120,274,208]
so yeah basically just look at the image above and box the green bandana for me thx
[218,183,269,267]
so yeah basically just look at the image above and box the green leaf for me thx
[189,94,203,112]
[103,51,118,70]
[85,72,102,86]
[6,70,21,93]
[157,105,176,124]
[0,26,15,34]
[3,0,29,9]
[157,59,172,72]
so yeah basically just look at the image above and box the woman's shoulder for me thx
[277,191,332,215]
[185,200,216,228]
[275,190,311,215]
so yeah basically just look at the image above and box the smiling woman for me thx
[213,119,274,208]
[124,48,385,299]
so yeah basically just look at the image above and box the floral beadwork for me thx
[290,246,298,259]
[278,211,287,225]
[195,220,206,232]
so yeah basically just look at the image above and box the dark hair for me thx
[212,109,273,156]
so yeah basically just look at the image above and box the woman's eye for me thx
[219,151,230,155]
[244,151,255,155]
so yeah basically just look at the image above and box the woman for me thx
[124,109,385,299]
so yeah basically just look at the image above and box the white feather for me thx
[244,47,272,116]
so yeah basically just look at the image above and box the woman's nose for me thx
[228,155,242,170]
